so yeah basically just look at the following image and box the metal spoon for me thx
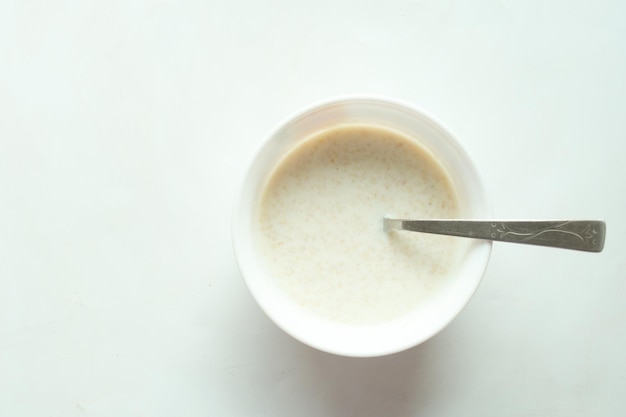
[383,219,606,252]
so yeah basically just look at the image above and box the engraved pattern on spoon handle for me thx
[386,220,606,252]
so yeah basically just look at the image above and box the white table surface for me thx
[1,1,625,416]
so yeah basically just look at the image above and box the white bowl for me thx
[232,96,492,357]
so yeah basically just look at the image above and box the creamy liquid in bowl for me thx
[256,124,463,325]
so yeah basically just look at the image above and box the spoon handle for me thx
[383,219,606,252]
